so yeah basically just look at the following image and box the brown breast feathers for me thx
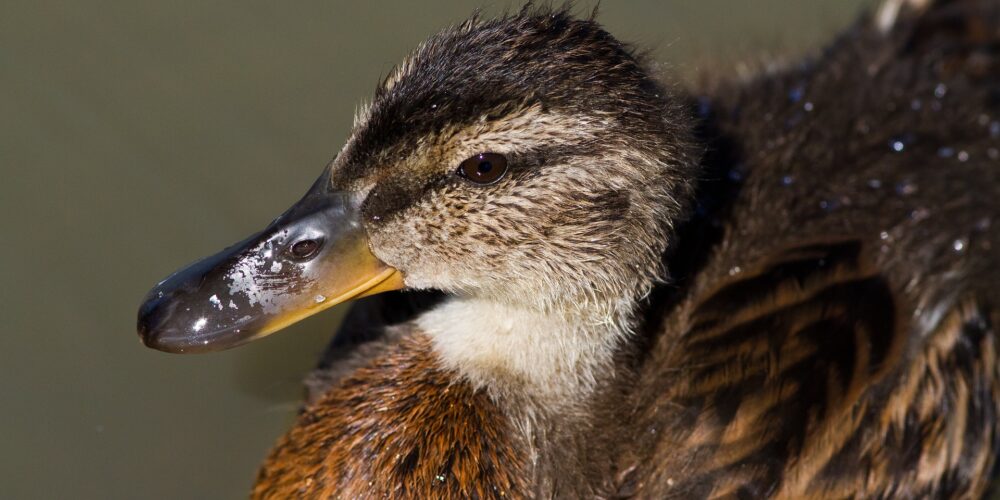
[252,333,528,499]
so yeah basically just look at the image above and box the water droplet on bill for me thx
[192,317,207,332]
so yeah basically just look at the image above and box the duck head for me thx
[138,9,698,354]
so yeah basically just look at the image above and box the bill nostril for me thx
[289,238,322,260]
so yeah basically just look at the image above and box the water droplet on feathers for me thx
[909,208,930,221]
[895,180,917,196]
[788,85,805,103]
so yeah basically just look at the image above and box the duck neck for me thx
[416,294,637,409]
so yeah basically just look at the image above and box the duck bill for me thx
[136,174,403,353]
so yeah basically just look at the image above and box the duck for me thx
[136,1,1000,497]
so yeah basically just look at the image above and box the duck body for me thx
[257,3,1000,497]
[626,3,1000,496]
[136,2,999,498]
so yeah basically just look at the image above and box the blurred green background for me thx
[0,1,872,498]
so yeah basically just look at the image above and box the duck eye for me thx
[457,153,508,185]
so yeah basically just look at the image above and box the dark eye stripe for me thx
[457,153,508,185]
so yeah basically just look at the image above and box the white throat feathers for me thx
[417,295,635,405]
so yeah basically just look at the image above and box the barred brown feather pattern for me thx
[252,332,528,499]
[616,0,1000,494]
[628,244,998,499]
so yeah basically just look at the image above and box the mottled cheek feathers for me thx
[336,10,698,310]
